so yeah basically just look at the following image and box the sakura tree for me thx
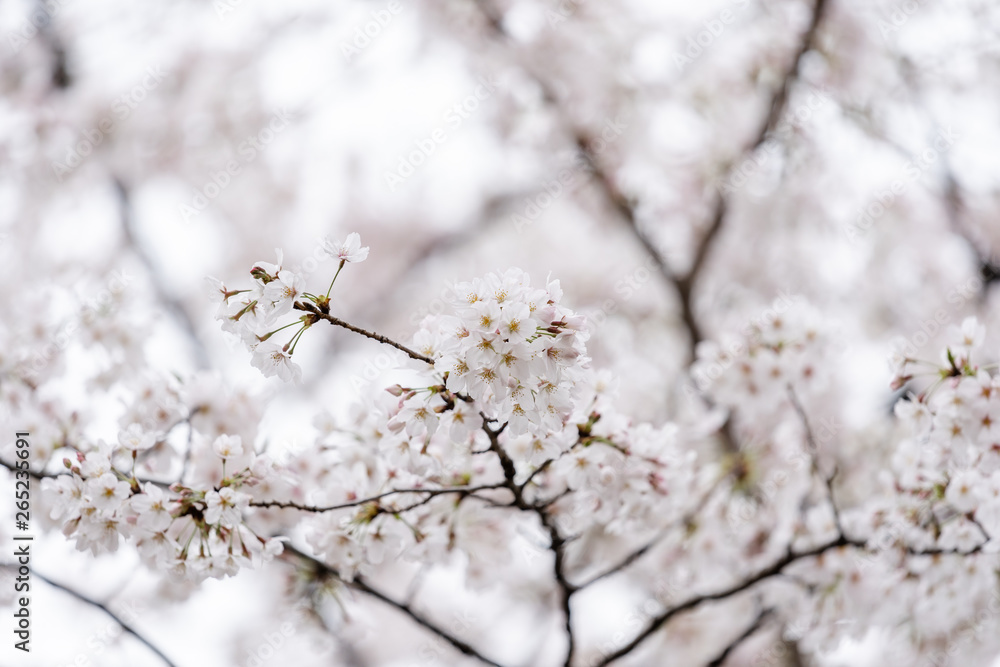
[4,0,1000,665]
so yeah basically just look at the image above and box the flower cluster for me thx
[879,317,1000,552]
[422,268,590,437]
[31,231,1000,667]
[39,375,285,583]
[691,301,827,413]
[278,261,704,585]
[208,233,369,382]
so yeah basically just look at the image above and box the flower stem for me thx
[325,260,346,299]
[286,325,308,355]
[258,320,301,342]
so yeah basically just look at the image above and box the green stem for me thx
[258,319,302,342]
[286,325,308,355]
[325,260,346,299]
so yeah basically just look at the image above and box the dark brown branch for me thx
[294,301,434,364]
[706,606,775,667]
[282,544,503,667]
[22,568,177,667]
[593,535,849,666]
[301,192,534,391]
[250,484,506,513]
[0,457,58,481]
[0,456,171,493]
[482,420,577,666]
[596,526,986,666]
[33,0,72,88]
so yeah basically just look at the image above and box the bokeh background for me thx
[2,0,1000,664]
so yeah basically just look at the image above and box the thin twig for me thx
[593,535,849,666]
[18,567,178,667]
[787,385,842,535]
[576,471,731,590]
[294,301,434,364]
[706,606,775,667]
[250,484,507,513]
[0,458,59,480]
[282,545,503,667]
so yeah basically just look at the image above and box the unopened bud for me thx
[250,267,274,283]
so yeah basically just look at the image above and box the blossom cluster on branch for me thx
[14,238,1000,666]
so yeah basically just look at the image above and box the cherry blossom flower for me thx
[86,473,131,511]
[320,232,369,264]
[204,487,250,527]
[129,483,176,532]
[118,423,156,452]
[212,434,244,459]
[250,342,302,383]
[261,269,305,319]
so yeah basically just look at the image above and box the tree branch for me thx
[593,535,849,666]
[674,0,829,357]
[282,544,504,667]
[575,471,731,590]
[706,605,775,667]
[14,567,178,667]
[294,300,434,364]
[250,484,507,513]
[482,420,577,666]
[595,517,986,664]
[0,457,59,481]
[787,385,842,535]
